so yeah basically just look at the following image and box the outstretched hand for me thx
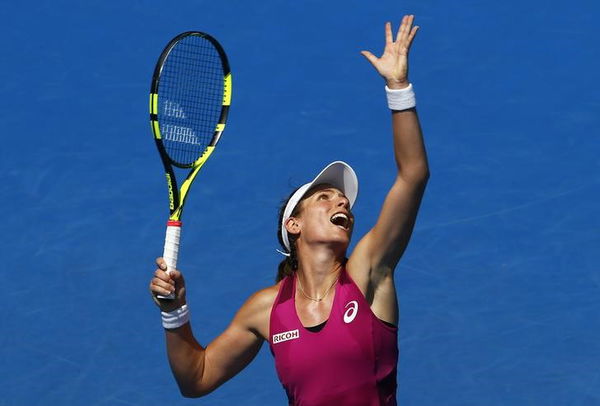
[361,15,419,89]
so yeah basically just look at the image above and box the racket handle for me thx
[157,220,182,300]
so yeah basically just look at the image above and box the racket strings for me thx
[158,35,225,166]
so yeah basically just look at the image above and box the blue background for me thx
[1,0,598,405]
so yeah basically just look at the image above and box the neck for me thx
[295,243,345,299]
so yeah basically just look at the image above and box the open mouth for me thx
[330,212,350,229]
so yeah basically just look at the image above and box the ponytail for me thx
[276,237,298,282]
[276,188,302,282]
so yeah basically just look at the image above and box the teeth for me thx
[330,213,349,228]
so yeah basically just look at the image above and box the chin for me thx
[332,233,351,249]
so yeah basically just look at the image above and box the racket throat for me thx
[165,172,178,212]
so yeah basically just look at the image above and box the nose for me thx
[336,195,350,209]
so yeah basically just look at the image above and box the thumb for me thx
[360,50,378,65]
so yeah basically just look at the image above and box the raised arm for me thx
[150,258,273,397]
[349,16,429,298]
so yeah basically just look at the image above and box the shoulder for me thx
[243,283,281,314]
[234,281,282,340]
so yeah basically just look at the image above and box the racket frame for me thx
[150,31,231,222]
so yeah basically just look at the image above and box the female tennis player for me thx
[150,15,428,405]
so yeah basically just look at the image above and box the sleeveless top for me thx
[269,268,398,406]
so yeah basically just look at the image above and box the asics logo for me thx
[343,300,358,323]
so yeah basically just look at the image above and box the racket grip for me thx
[157,220,182,300]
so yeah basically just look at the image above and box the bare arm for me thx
[349,16,429,305]
[150,259,274,397]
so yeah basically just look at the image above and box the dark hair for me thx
[276,187,303,282]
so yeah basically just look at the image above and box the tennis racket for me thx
[149,32,231,299]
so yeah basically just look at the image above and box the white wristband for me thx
[385,83,416,111]
[161,304,190,330]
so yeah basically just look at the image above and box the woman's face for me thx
[288,184,354,249]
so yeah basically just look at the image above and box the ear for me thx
[284,217,301,236]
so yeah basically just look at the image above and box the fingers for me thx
[393,15,418,49]
[360,50,378,65]
[395,15,411,43]
[153,266,182,281]
[149,258,187,311]
[407,26,419,50]
[385,21,393,44]
[409,23,419,39]
[151,267,174,294]
[151,257,183,297]
[150,274,175,297]
[155,257,168,272]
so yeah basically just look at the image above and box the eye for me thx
[317,193,330,200]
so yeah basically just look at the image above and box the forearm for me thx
[165,323,207,397]
[390,103,429,183]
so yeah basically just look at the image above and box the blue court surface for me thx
[1,0,598,405]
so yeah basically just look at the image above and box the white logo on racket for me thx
[164,100,187,118]
[162,124,201,145]
[343,300,359,324]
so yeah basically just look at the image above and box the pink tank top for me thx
[269,268,398,406]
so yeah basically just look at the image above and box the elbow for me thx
[180,387,209,398]
[181,391,200,399]
[181,393,204,399]
[423,168,431,185]
[401,164,430,186]
[179,386,201,398]
[417,166,430,184]
[178,382,214,398]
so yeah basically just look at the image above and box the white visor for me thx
[280,161,358,254]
